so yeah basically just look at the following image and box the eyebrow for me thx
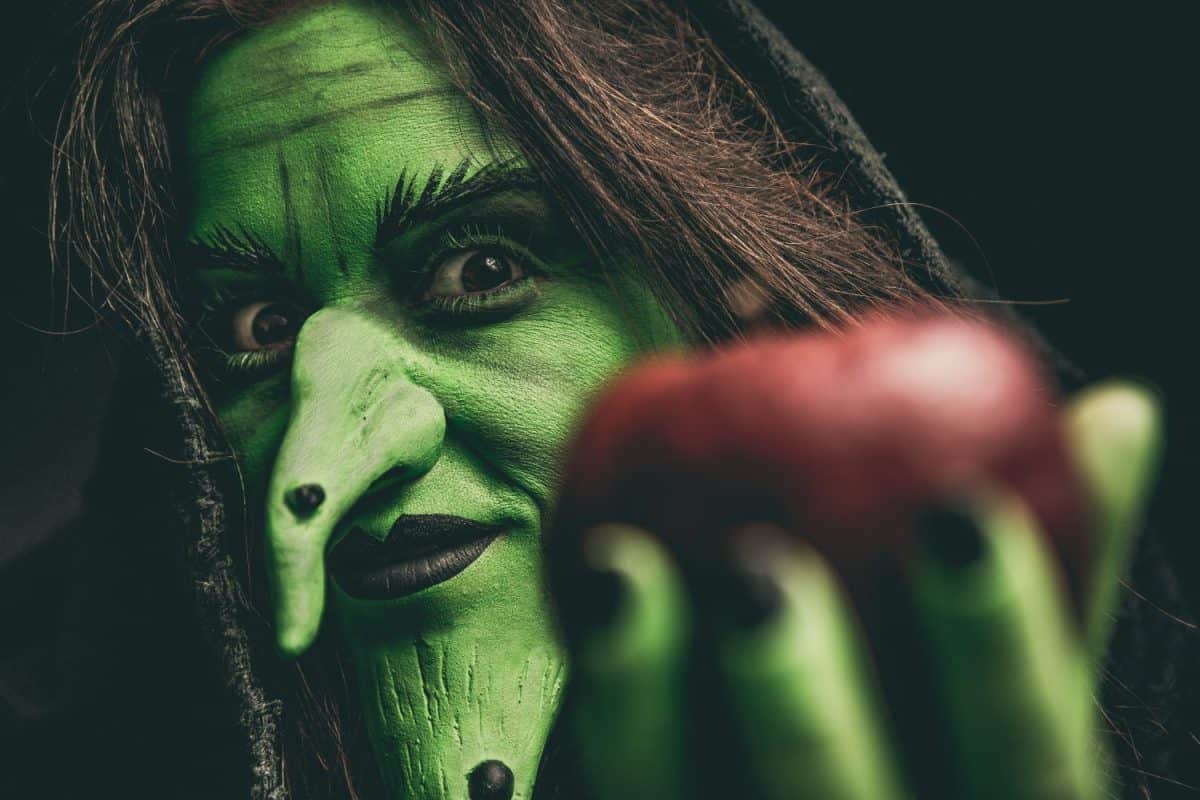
[183,224,288,274]
[374,158,543,248]
[183,159,542,273]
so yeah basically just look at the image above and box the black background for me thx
[0,6,1192,575]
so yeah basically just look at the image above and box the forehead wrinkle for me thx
[227,0,426,80]
[191,29,431,126]
[189,58,401,127]
[185,3,521,287]
[187,2,453,159]
[191,87,458,159]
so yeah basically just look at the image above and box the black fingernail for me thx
[286,483,325,517]
[468,759,514,800]
[725,563,784,629]
[573,565,628,632]
[918,505,986,570]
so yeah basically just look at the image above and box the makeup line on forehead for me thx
[186,2,458,159]
[184,2,541,276]
[193,87,460,159]
[187,53,429,127]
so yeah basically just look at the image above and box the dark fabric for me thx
[137,325,286,799]
[1102,529,1200,799]
[0,350,256,797]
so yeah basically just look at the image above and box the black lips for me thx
[329,514,503,600]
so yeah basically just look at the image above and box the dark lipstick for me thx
[329,514,502,600]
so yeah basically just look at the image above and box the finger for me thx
[559,524,690,800]
[1063,381,1163,656]
[912,493,1101,800]
[714,525,905,800]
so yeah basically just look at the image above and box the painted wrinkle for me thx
[265,306,446,657]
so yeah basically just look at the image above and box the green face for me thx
[182,2,678,797]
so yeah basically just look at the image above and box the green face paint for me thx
[182,1,679,796]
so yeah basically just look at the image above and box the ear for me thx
[1062,381,1163,659]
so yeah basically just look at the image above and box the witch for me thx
[5,0,1190,797]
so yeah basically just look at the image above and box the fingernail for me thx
[918,505,987,570]
[286,483,325,516]
[469,759,514,800]
[573,564,628,632]
[567,527,633,635]
[719,532,787,629]
[724,562,784,629]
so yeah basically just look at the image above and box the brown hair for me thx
[52,0,946,373]
[50,0,951,796]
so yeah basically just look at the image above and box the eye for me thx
[426,247,526,298]
[230,300,306,351]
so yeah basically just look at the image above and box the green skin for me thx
[186,3,677,795]
[182,2,1161,798]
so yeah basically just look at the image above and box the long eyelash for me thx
[190,282,301,379]
[391,221,523,287]
[419,221,542,320]
[441,220,514,250]
[375,159,472,247]
[198,284,240,315]
[200,223,271,253]
[225,348,292,376]
[422,280,538,317]
[188,224,284,272]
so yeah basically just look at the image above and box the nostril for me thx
[285,483,326,517]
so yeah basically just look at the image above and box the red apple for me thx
[552,312,1089,606]
[549,311,1091,792]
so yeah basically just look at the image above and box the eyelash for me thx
[190,225,284,274]
[194,286,297,379]
[415,222,542,316]
[198,222,541,380]
[225,348,292,376]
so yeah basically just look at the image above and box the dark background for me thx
[0,7,1191,575]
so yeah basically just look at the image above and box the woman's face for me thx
[183,1,677,796]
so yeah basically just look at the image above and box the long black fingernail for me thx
[286,483,325,517]
[469,759,514,800]
[716,528,788,629]
[573,564,628,632]
[918,505,987,570]
[724,562,784,629]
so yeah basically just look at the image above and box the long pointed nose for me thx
[265,307,445,657]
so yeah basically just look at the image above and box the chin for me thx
[333,524,568,800]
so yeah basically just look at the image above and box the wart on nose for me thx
[468,760,514,800]
[285,483,326,516]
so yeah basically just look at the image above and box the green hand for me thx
[559,381,1161,799]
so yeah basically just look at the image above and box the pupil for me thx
[461,250,511,293]
[252,304,296,345]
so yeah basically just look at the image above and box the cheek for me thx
[215,373,291,499]
[413,308,647,508]
[209,284,666,514]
